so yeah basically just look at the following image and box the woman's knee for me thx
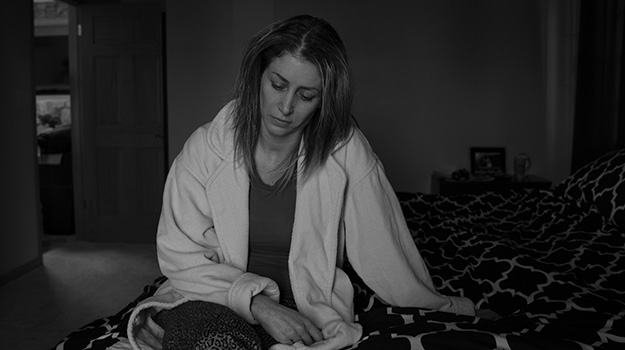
[155,301,262,350]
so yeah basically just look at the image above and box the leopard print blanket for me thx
[52,187,625,350]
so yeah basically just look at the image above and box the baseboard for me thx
[0,257,43,287]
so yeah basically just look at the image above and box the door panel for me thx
[79,3,164,242]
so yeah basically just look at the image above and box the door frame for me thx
[68,5,86,239]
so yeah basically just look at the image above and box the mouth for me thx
[272,116,291,126]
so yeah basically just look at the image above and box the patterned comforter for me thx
[347,189,625,350]
[53,150,625,350]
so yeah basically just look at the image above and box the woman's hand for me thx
[251,294,324,346]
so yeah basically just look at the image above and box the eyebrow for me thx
[271,72,320,92]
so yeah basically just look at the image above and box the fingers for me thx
[254,300,325,346]
[298,332,313,346]
[293,319,323,346]
[274,321,318,346]
[309,324,324,343]
[283,323,310,345]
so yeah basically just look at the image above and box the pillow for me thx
[555,148,625,229]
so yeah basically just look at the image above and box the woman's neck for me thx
[257,134,298,157]
[254,135,300,185]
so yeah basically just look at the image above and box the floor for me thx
[0,235,161,350]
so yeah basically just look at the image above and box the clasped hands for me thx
[251,294,324,346]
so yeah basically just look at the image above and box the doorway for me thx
[34,0,75,242]
[34,0,167,243]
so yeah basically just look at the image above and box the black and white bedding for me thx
[52,149,625,350]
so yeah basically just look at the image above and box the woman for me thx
[127,14,475,350]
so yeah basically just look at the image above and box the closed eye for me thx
[271,82,286,91]
[299,92,317,102]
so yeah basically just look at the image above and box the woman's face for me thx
[259,53,322,145]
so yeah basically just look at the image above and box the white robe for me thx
[118,101,475,350]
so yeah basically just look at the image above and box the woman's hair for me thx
[232,14,354,188]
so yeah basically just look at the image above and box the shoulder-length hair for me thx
[232,14,355,188]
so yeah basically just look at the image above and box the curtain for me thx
[571,0,625,171]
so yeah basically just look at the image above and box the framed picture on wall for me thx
[470,147,506,177]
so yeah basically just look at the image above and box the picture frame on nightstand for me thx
[470,147,506,177]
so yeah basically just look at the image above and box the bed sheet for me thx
[52,189,625,350]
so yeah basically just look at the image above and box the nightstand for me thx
[431,173,552,195]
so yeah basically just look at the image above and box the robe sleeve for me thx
[343,155,475,316]
[156,128,279,324]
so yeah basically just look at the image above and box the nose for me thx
[278,94,294,116]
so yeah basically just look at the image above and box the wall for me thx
[165,0,274,164]
[0,0,43,284]
[166,0,573,193]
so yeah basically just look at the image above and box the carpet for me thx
[0,236,160,350]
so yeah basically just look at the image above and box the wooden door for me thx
[77,3,165,242]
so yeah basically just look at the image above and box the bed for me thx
[52,148,625,350]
